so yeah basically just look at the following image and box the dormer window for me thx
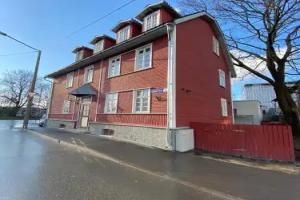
[117,26,131,43]
[94,40,104,53]
[143,10,160,31]
[75,51,83,61]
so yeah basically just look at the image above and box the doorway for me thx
[80,97,91,128]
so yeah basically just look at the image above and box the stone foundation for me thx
[90,123,194,151]
[89,123,173,150]
[47,119,76,129]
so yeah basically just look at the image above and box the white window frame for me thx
[66,72,74,88]
[94,40,104,53]
[76,51,83,61]
[104,93,118,114]
[219,69,226,88]
[221,98,228,117]
[108,56,121,78]
[132,88,151,113]
[62,100,71,114]
[135,44,152,71]
[117,26,131,43]
[213,36,220,56]
[84,65,94,84]
[143,10,160,32]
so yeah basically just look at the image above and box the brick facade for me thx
[47,2,235,147]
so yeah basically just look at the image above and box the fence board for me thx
[191,122,295,162]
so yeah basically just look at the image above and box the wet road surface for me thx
[0,128,225,200]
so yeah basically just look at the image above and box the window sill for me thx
[134,66,152,72]
[107,67,153,79]
[104,112,117,114]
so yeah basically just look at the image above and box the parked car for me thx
[38,114,47,127]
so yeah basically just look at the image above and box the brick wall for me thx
[176,18,233,127]
[49,35,168,127]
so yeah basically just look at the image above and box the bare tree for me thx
[0,70,50,116]
[179,0,300,136]
[0,70,32,115]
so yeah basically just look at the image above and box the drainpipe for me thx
[166,23,176,151]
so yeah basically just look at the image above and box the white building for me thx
[233,100,263,125]
[244,82,299,113]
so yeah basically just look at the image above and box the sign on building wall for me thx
[151,88,168,94]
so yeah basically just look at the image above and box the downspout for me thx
[166,23,176,151]
[230,71,235,124]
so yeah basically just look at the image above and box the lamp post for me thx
[0,31,41,129]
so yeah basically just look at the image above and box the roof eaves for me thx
[46,24,169,78]
[136,1,181,20]
[112,19,142,33]
[72,46,93,53]
[90,34,116,44]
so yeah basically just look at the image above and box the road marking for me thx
[27,130,246,200]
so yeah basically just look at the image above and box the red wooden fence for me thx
[191,123,295,162]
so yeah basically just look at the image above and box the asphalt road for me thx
[0,128,225,200]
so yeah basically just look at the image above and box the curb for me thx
[27,129,245,200]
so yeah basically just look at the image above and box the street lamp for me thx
[0,31,42,129]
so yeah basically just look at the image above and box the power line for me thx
[0,51,37,57]
[66,0,139,38]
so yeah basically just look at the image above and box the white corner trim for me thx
[167,23,176,129]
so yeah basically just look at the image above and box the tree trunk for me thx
[274,83,300,137]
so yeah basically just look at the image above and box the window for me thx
[66,72,74,88]
[108,56,121,77]
[94,40,104,53]
[62,100,71,114]
[135,44,152,70]
[143,10,160,31]
[221,98,228,117]
[84,65,94,83]
[213,36,220,56]
[219,69,226,87]
[76,51,83,61]
[117,26,130,43]
[133,89,150,113]
[104,93,118,113]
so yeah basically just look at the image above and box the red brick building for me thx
[46,2,236,151]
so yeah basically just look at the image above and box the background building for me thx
[233,100,263,125]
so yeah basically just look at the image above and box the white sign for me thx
[151,88,168,94]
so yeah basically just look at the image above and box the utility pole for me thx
[0,31,41,129]
[23,50,42,128]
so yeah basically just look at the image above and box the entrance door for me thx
[80,97,91,128]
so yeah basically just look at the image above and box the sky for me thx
[0,0,265,100]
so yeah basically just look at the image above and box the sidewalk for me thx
[28,127,300,200]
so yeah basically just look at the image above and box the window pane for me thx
[136,46,151,70]
[134,89,150,112]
